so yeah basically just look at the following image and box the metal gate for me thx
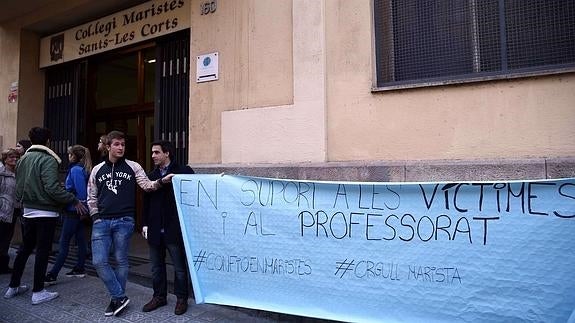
[155,31,190,165]
[44,62,87,171]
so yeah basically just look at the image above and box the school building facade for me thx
[1,0,574,184]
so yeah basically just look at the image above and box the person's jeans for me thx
[10,216,58,292]
[91,216,134,300]
[49,214,87,276]
[149,236,189,299]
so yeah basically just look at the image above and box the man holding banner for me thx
[87,131,173,317]
[141,140,194,315]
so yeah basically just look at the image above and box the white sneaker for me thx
[31,289,59,305]
[4,285,29,299]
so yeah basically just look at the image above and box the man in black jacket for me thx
[141,140,194,315]
[88,131,172,317]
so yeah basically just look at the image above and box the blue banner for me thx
[173,174,575,322]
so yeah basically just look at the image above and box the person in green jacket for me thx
[4,127,87,305]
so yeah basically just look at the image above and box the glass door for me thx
[87,44,157,227]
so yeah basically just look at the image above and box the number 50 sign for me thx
[200,0,217,15]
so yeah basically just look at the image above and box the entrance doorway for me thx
[43,30,191,229]
[87,44,156,227]
[89,45,156,166]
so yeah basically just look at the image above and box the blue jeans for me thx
[49,214,87,277]
[149,236,189,300]
[91,216,134,300]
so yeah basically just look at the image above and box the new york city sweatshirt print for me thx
[88,157,161,219]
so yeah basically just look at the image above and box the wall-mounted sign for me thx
[196,52,218,83]
[8,81,18,103]
[39,0,190,68]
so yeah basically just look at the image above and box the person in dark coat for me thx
[88,131,169,317]
[141,140,194,315]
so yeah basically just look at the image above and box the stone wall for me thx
[190,157,575,182]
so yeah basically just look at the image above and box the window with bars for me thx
[373,0,575,89]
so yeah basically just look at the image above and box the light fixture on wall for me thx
[146,59,156,64]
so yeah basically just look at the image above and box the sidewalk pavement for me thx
[0,248,330,323]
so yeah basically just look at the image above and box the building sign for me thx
[173,174,575,322]
[196,52,218,83]
[8,82,18,103]
[39,0,190,68]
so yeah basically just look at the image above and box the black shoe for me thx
[44,273,57,285]
[112,296,130,316]
[65,268,86,278]
[104,300,115,316]
[175,298,188,315]
[142,296,167,312]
